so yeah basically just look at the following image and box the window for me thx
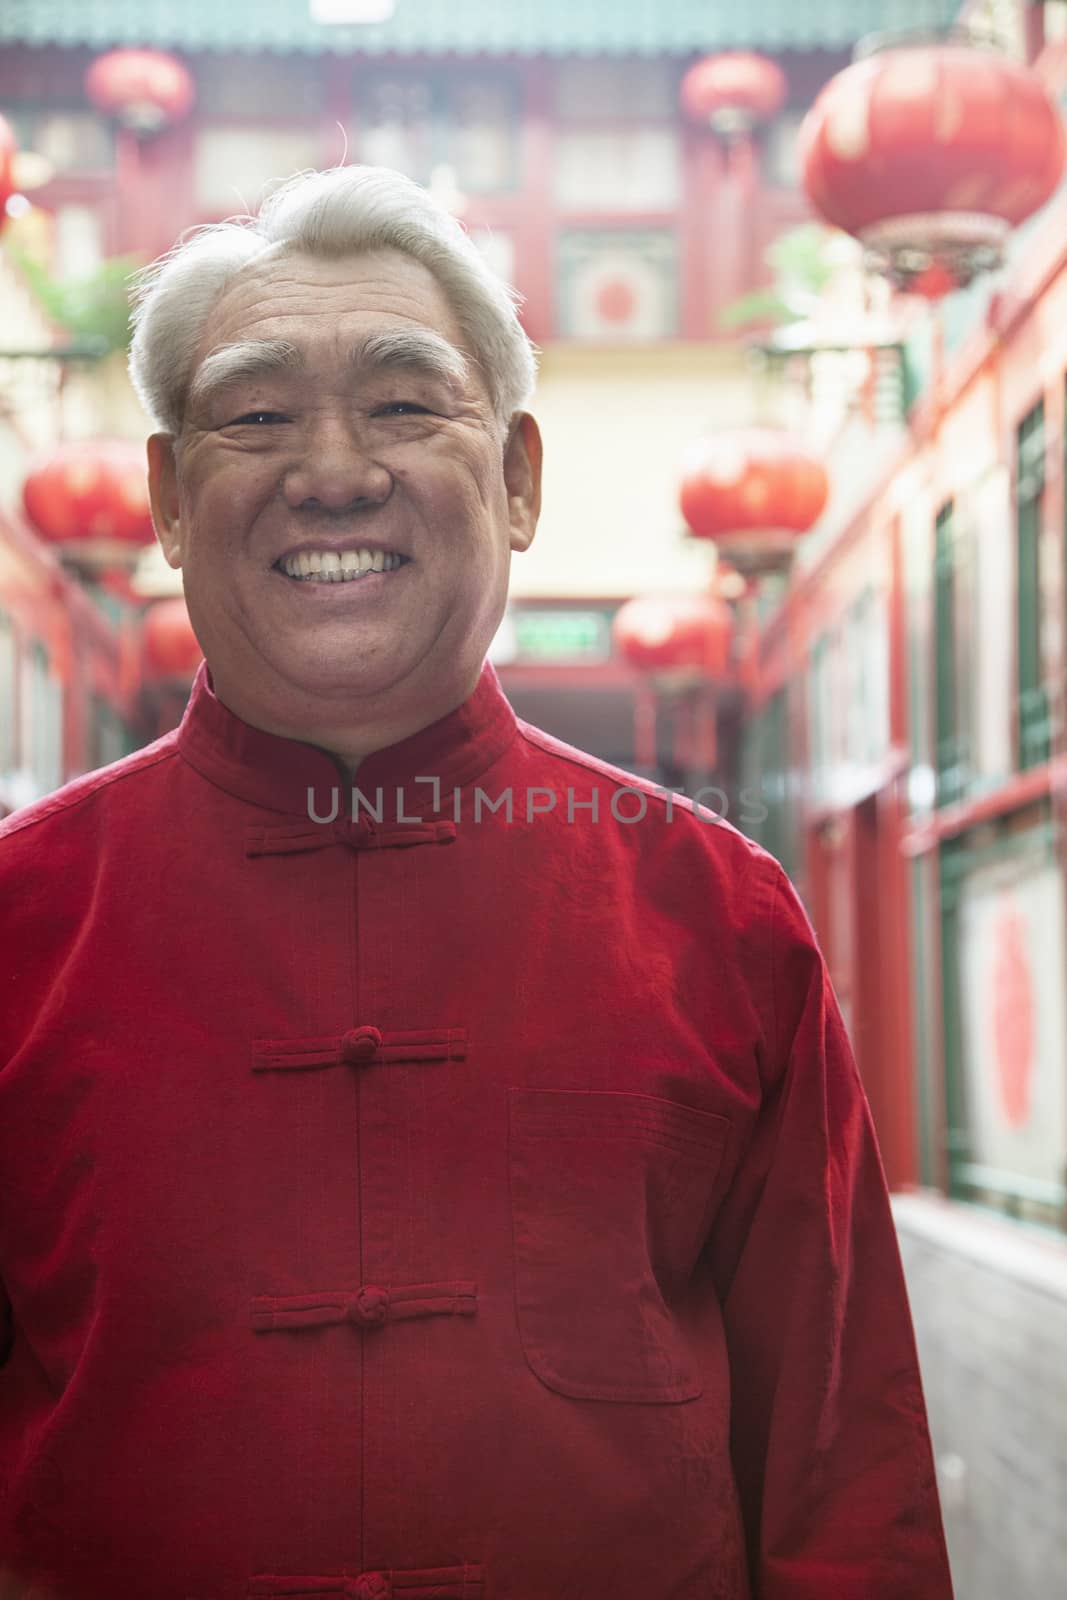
[843,583,890,774]
[7,107,113,175]
[970,467,1014,787]
[902,494,935,811]
[808,633,832,810]
[1015,399,1049,769]
[194,127,323,212]
[552,61,675,122]
[744,687,793,873]
[88,695,128,770]
[193,57,322,120]
[553,129,680,212]
[762,110,805,190]
[354,70,521,195]
[20,642,63,799]
[934,499,974,804]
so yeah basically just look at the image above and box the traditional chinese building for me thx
[738,5,1067,1592]
[7,6,1067,1592]
[0,0,958,789]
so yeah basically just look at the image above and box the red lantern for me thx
[85,49,195,135]
[800,42,1066,297]
[680,53,787,137]
[22,439,156,564]
[612,594,732,678]
[679,429,829,575]
[142,598,202,683]
[0,115,17,226]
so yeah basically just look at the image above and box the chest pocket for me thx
[507,1087,731,1403]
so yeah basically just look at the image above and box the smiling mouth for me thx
[274,548,410,584]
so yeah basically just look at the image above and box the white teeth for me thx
[278,547,405,581]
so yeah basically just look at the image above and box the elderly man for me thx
[0,166,952,1600]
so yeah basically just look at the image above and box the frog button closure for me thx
[347,1285,390,1328]
[346,1575,391,1600]
[341,1025,382,1066]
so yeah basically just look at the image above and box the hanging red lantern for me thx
[85,49,195,135]
[680,52,787,137]
[142,598,202,683]
[800,41,1066,297]
[0,114,17,227]
[22,439,156,565]
[612,594,732,678]
[679,429,828,574]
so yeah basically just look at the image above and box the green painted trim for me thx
[934,499,972,804]
[0,0,965,57]
[938,816,1056,900]
[1016,400,1049,772]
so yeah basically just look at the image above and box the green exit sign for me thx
[513,610,612,663]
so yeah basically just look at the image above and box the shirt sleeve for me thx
[705,861,954,1599]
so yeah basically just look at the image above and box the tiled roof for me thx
[1,0,965,58]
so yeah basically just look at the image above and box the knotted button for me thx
[345,1575,390,1600]
[331,816,377,850]
[341,1025,382,1066]
[347,1285,390,1328]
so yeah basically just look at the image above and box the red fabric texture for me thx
[0,662,953,1598]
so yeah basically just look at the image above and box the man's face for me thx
[148,247,541,744]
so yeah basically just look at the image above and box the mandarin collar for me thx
[176,659,517,818]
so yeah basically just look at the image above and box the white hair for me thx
[127,164,539,445]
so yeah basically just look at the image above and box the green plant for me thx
[4,245,141,355]
[719,222,842,332]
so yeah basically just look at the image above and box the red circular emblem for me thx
[991,905,1034,1128]
[595,277,636,324]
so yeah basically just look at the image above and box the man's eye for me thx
[228,411,289,426]
[377,402,429,416]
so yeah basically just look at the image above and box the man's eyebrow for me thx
[187,340,302,411]
[187,329,472,414]
[348,329,471,389]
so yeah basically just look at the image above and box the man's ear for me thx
[503,412,542,555]
[146,433,184,568]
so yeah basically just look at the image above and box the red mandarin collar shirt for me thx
[0,661,953,1599]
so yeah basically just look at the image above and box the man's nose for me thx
[282,416,392,511]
